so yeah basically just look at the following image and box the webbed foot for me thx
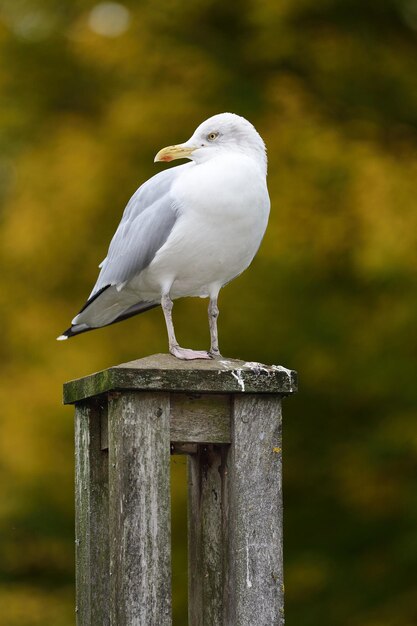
[170,346,212,360]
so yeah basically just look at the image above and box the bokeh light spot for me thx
[88,2,130,38]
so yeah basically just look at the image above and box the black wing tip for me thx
[57,300,160,342]
[57,324,93,340]
[57,326,80,340]
[57,286,113,341]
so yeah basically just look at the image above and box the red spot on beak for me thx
[160,155,173,162]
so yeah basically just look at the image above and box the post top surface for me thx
[63,353,298,404]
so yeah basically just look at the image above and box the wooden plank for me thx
[188,445,227,626]
[170,443,198,455]
[170,394,231,444]
[74,400,109,625]
[108,392,172,625]
[63,354,297,404]
[225,395,284,626]
[99,393,231,451]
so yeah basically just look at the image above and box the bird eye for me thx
[207,132,219,141]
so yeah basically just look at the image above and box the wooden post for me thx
[74,398,109,624]
[64,354,297,626]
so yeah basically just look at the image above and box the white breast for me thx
[132,153,270,300]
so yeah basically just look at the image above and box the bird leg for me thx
[161,294,211,360]
[208,296,221,357]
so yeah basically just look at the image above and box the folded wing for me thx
[59,165,187,339]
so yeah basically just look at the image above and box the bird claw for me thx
[170,346,212,360]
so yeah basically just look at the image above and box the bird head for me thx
[154,112,267,173]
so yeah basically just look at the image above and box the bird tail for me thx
[57,297,159,340]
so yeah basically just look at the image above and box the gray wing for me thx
[90,165,186,297]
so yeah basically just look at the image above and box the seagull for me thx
[58,113,270,360]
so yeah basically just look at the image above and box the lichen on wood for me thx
[63,353,297,405]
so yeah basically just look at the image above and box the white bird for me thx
[58,113,270,360]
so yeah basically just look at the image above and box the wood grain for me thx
[74,399,109,625]
[108,392,172,625]
[170,393,231,444]
[188,445,227,626]
[225,394,284,626]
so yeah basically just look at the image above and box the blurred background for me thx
[1,0,417,624]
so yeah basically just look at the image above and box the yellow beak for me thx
[154,144,196,163]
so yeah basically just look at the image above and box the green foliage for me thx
[0,1,416,624]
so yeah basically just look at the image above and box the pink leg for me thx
[161,294,211,360]
[208,296,221,357]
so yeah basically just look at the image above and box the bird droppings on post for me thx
[217,359,295,394]
[245,362,295,392]
[270,365,295,392]
[63,354,297,404]
[230,368,245,392]
[243,361,272,374]
[218,359,246,391]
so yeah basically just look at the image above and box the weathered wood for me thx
[100,392,231,452]
[225,395,284,626]
[75,399,109,625]
[67,354,297,626]
[100,407,109,450]
[63,354,297,404]
[188,445,228,626]
[108,392,172,625]
[170,442,198,455]
[171,393,231,443]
